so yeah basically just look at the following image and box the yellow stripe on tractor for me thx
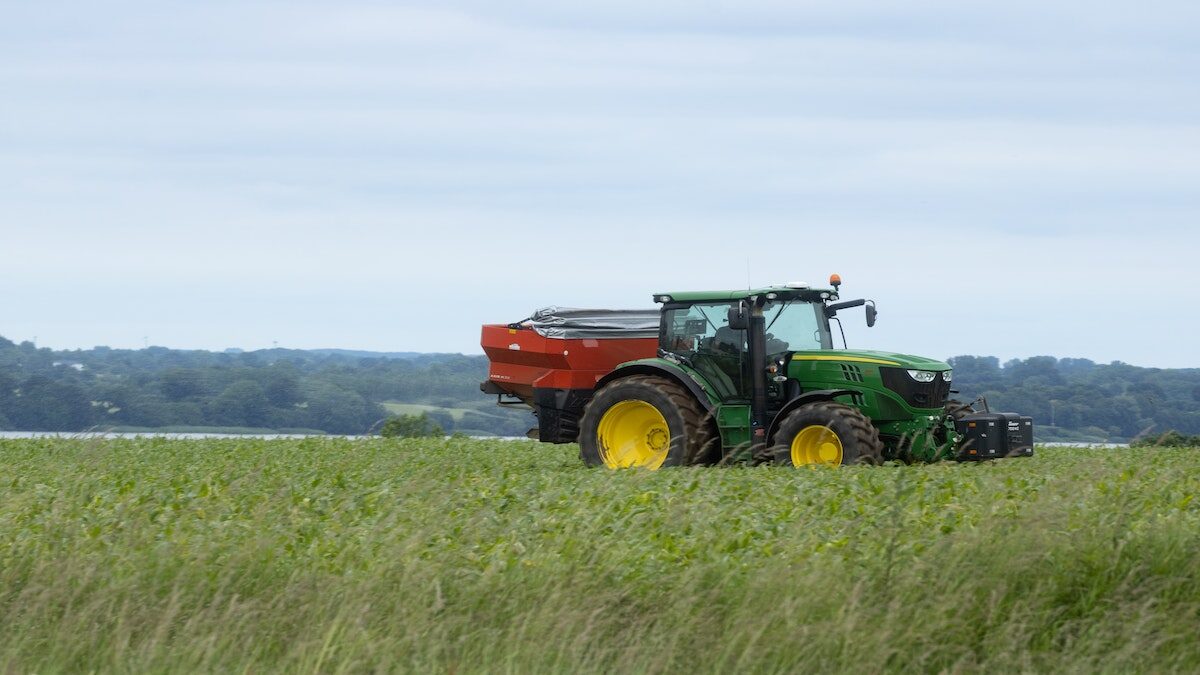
[791,355,901,366]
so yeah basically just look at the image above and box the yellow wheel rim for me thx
[790,425,844,466]
[597,400,671,469]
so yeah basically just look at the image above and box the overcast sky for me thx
[2,1,1198,367]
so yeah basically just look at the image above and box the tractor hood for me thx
[789,349,951,371]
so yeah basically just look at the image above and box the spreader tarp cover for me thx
[520,306,660,339]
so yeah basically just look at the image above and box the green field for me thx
[2,439,1198,673]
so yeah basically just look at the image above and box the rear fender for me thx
[595,361,718,412]
[766,389,859,442]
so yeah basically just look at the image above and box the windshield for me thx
[660,299,831,401]
[661,300,832,357]
[762,300,832,354]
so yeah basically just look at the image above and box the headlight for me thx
[907,370,937,383]
[942,370,952,382]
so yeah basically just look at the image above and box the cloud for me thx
[1,1,1198,366]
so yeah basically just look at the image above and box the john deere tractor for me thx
[482,276,1033,468]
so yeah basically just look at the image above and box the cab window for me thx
[662,303,747,399]
[662,303,743,355]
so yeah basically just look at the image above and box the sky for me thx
[2,1,1198,367]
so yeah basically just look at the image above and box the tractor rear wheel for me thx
[579,375,708,469]
[770,402,884,467]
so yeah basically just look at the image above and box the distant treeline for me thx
[948,355,1200,442]
[0,336,532,436]
[1,335,1196,441]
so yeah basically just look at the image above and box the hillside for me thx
[948,355,1200,442]
[0,337,532,436]
[1,335,1196,441]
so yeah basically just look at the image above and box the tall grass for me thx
[1,438,1197,672]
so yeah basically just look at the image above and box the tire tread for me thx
[770,401,884,465]
[579,375,714,467]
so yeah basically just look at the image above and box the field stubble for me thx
[1,438,1198,673]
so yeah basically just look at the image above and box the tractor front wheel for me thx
[770,402,884,467]
[579,376,709,470]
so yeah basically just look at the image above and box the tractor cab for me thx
[657,286,835,402]
[653,281,876,405]
[648,278,963,459]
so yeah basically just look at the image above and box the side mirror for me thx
[727,303,749,330]
[866,301,877,327]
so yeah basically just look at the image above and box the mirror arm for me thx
[825,298,866,317]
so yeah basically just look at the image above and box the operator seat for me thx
[712,326,745,354]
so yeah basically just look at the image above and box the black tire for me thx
[579,375,709,469]
[770,402,884,466]
[690,407,723,466]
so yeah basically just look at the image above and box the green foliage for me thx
[379,413,445,438]
[260,363,302,406]
[3,332,1197,443]
[949,355,1200,441]
[3,376,96,430]
[0,439,1198,672]
[207,380,272,428]
[1131,430,1200,447]
[0,337,532,436]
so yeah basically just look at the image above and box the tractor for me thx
[481,276,1033,467]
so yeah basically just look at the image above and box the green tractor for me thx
[482,276,1033,468]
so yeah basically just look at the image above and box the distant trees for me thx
[1131,431,1200,448]
[3,376,96,431]
[948,355,1200,441]
[160,368,204,401]
[9,335,1196,442]
[0,371,15,429]
[261,364,301,407]
[302,381,381,434]
[380,413,445,439]
[208,381,272,428]
[0,338,417,433]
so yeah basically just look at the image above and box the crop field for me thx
[2,439,1199,673]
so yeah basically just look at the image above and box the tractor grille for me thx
[840,363,865,382]
[879,367,951,410]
